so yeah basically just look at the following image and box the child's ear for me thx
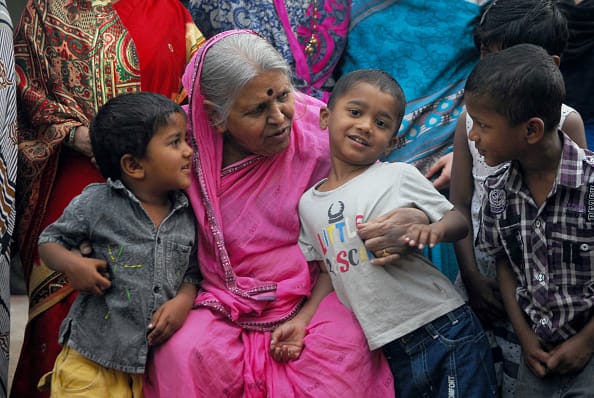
[550,55,561,67]
[525,117,545,144]
[319,108,330,129]
[203,99,226,133]
[384,134,398,156]
[120,154,145,180]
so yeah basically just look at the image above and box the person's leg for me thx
[143,308,245,398]
[493,321,521,397]
[427,305,498,397]
[50,346,137,398]
[514,355,560,398]
[385,305,497,398]
[560,354,594,398]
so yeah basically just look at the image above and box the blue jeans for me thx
[382,305,498,398]
[515,350,594,397]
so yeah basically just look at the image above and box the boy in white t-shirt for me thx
[296,69,497,397]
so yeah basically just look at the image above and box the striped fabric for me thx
[0,1,18,397]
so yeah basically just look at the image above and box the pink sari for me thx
[144,30,394,397]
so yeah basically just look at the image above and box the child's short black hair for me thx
[90,92,184,180]
[328,69,406,133]
[465,43,565,132]
[474,0,568,56]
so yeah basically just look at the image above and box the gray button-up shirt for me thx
[39,180,199,373]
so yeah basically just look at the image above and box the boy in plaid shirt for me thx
[466,43,594,397]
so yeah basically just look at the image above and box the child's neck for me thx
[518,131,563,208]
[129,184,172,228]
[318,160,374,192]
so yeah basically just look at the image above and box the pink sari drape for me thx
[144,30,394,397]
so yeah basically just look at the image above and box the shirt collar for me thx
[499,131,586,194]
[107,178,189,210]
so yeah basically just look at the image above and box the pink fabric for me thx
[144,30,395,397]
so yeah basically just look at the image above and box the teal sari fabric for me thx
[339,0,483,281]
[341,0,481,173]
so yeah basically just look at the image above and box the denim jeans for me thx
[382,305,498,398]
[515,351,594,398]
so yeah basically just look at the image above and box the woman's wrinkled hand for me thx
[70,126,94,160]
[357,208,429,266]
[270,318,307,362]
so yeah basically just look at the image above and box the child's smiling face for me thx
[321,82,403,168]
[139,112,193,193]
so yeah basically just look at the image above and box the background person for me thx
[451,1,586,394]
[11,1,203,396]
[185,0,350,101]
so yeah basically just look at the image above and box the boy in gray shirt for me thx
[38,92,199,396]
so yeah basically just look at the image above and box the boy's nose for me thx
[357,117,373,134]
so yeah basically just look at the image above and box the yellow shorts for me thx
[46,345,143,398]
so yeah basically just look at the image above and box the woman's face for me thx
[219,70,295,164]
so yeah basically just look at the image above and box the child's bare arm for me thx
[270,261,333,362]
[39,242,111,296]
[147,282,197,346]
[450,113,505,323]
[546,315,594,375]
[562,111,587,149]
[403,207,468,250]
[497,256,551,378]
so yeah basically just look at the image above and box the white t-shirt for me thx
[298,162,465,350]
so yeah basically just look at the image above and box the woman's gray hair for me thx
[200,33,293,126]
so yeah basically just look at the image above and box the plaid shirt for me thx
[478,132,594,344]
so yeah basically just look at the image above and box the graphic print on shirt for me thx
[317,201,374,274]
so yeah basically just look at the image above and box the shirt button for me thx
[536,273,545,283]
[534,219,542,228]
[157,237,161,244]
[153,286,160,293]
[540,318,548,326]
[580,243,589,252]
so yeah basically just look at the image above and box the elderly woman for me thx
[143,30,418,397]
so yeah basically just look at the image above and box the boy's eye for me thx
[376,119,387,128]
[170,138,181,146]
[349,109,361,117]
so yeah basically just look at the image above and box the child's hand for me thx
[147,295,192,346]
[546,333,593,375]
[519,331,551,378]
[402,223,444,250]
[65,257,111,296]
[270,318,307,362]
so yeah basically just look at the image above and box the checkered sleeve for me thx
[476,187,505,258]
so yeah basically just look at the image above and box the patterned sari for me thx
[12,1,203,396]
[186,0,350,101]
[144,30,394,398]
